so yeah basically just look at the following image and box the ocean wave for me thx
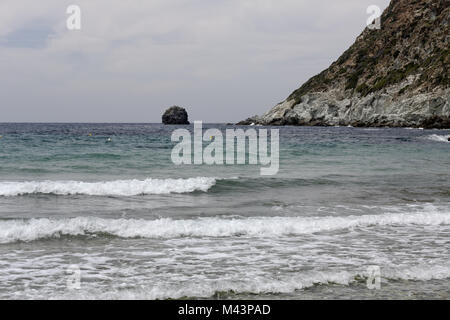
[210,176,340,193]
[50,264,450,300]
[0,177,217,197]
[0,176,339,197]
[1,210,448,244]
[425,134,450,143]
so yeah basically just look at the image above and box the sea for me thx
[0,123,449,300]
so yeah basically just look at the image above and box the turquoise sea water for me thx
[0,123,449,299]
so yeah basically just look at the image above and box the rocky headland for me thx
[239,0,449,128]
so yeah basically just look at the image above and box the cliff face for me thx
[241,0,450,128]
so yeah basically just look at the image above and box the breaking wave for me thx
[0,177,217,197]
[425,134,450,143]
[1,210,449,244]
[50,264,450,300]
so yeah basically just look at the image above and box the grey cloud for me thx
[0,0,390,122]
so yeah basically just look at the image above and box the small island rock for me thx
[162,106,190,125]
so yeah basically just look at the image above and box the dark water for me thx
[0,123,449,299]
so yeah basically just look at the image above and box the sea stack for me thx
[162,106,190,125]
[239,0,449,128]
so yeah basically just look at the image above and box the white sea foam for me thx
[1,209,448,244]
[0,177,217,197]
[383,264,450,282]
[425,134,450,143]
[48,264,450,300]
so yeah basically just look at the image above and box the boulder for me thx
[236,115,261,125]
[162,106,190,125]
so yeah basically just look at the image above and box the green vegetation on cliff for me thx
[287,0,449,104]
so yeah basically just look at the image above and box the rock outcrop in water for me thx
[162,106,190,125]
[238,0,450,128]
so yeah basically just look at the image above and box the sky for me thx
[0,0,390,123]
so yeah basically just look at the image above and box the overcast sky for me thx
[0,0,390,123]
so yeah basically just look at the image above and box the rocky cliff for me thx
[239,0,449,128]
